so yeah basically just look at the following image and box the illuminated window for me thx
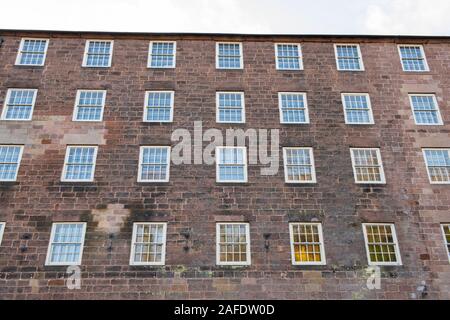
[283,147,316,183]
[278,92,309,124]
[409,94,443,125]
[334,44,364,71]
[0,222,5,245]
[441,224,450,262]
[275,43,302,70]
[15,38,49,66]
[398,45,429,71]
[0,145,24,181]
[350,148,386,184]
[216,42,243,69]
[61,146,98,182]
[148,41,176,68]
[422,149,450,184]
[216,92,245,123]
[130,222,167,265]
[1,88,37,121]
[362,223,402,266]
[138,146,170,182]
[82,40,113,67]
[342,93,374,124]
[143,91,174,122]
[73,90,106,122]
[289,223,326,265]
[216,223,250,265]
[45,223,87,266]
[216,147,247,183]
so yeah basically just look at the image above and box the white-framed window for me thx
[216,42,243,69]
[129,222,167,266]
[143,91,174,122]
[350,148,386,184]
[15,38,49,66]
[1,88,38,121]
[422,149,450,184]
[216,92,245,123]
[0,145,24,181]
[138,146,171,182]
[362,223,402,266]
[398,45,429,72]
[441,224,450,262]
[275,43,303,70]
[278,92,309,124]
[334,44,364,71]
[61,146,98,182]
[289,222,326,265]
[0,222,5,245]
[409,94,443,125]
[45,222,87,266]
[82,40,113,67]
[341,93,374,125]
[148,41,176,68]
[73,90,106,122]
[283,147,316,183]
[216,147,247,183]
[216,222,251,266]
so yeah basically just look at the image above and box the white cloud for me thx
[364,0,450,35]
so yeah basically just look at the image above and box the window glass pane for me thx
[291,223,324,263]
[343,94,372,124]
[49,223,85,264]
[284,148,314,182]
[150,42,175,67]
[364,224,399,263]
[277,44,301,70]
[351,149,384,183]
[3,89,36,120]
[218,148,246,182]
[145,92,173,122]
[217,92,244,123]
[400,46,427,71]
[132,223,166,263]
[218,223,248,263]
[280,93,307,123]
[63,147,97,181]
[0,146,22,181]
[424,149,450,183]
[410,95,441,125]
[85,41,112,67]
[140,147,169,181]
[19,39,47,65]
[218,43,242,69]
[75,91,105,121]
[336,45,361,70]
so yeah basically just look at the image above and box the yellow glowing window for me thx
[216,223,250,265]
[442,224,450,261]
[363,223,402,265]
[289,223,326,265]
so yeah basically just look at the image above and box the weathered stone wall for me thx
[0,31,449,299]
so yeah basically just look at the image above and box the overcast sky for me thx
[1,0,449,35]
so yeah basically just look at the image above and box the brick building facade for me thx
[0,30,449,299]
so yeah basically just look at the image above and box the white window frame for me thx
[289,222,326,265]
[216,91,245,124]
[215,146,248,183]
[441,224,450,263]
[362,223,402,266]
[137,146,171,183]
[0,222,5,245]
[341,93,374,125]
[422,148,450,185]
[61,146,98,182]
[350,148,386,184]
[147,41,177,68]
[397,44,429,72]
[143,91,174,123]
[274,43,303,70]
[0,145,24,182]
[15,38,49,66]
[129,222,167,266]
[72,90,106,122]
[278,92,310,124]
[216,222,251,266]
[282,147,317,183]
[408,94,443,126]
[216,42,243,69]
[1,88,38,121]
[82,40,114,68]
[45,222,87,266]
[334,44,364,71]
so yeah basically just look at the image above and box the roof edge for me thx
[0,28,450,39]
